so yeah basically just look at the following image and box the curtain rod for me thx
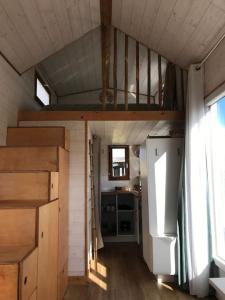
[197,31,225,68]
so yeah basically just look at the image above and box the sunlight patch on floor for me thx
[89,259,108,291]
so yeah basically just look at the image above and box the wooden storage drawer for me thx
[19,249,38,300]
[0,172,58,202]
[0,147,58,171]
[7,127,69,151]
[0,247,38,300]
[0,208,36,248]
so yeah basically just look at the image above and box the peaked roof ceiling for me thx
[112,0,225,68]
[0,0,225,73]
[38,27,168,102]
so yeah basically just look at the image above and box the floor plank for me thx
[64,243,216,300]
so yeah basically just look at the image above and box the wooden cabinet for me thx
[7,127,70,151]
[37,201,58,300]
[0,145,69,297]
[0,172,58,202]
[0,127,69,300]
[0,248,38,300]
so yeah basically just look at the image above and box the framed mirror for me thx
[108,145,130,180]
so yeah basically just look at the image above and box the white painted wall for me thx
[204,38,225,98]
[20,120,86,276]
[100,141,140,192]
[0,57,40,144]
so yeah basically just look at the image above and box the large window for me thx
[209,96,225,261]
[108,145,129,180]
[35,72,50,106]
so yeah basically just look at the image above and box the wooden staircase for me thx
[0,127,69,300]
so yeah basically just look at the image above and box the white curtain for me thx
[185,65,211,297]
[93,136,104,249]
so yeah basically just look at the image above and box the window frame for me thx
[34,71,51,106]
[108,145,130,181]
[207,95,225,268]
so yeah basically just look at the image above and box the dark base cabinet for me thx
[101,192,139,243]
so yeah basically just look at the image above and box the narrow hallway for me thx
[64,244,215,300]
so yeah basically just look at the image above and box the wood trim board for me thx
[18,111,185,122]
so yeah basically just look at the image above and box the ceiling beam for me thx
[0,51,21,76]
[100,0,112,110]
[18,111,185,122]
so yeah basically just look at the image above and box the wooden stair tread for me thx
[0,200,48,209]
[0,245,36,264]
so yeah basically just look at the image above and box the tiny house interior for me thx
[1,1,225,300]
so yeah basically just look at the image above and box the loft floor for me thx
[44,104,177,111]
[64,243,215,300]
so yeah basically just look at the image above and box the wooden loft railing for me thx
[99,26,186,112]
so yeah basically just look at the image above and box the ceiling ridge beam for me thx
[100,0,112,110]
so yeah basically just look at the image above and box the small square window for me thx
[35,72,50,106]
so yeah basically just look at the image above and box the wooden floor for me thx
[64,243,216,300]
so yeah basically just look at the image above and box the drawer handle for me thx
[41,232,44,238]
[24,276,28,285]
[51,183,54,189]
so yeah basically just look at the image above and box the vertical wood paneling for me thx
[125,34,128,110]
[158,54,162,107]
[113,28,118,110]
[147,49,151,105]
[136,41,139,105]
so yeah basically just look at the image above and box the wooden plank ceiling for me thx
[89,121,184,145]
[112,0,225,68]
[1,0,225,74]
[0,0,100,73]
